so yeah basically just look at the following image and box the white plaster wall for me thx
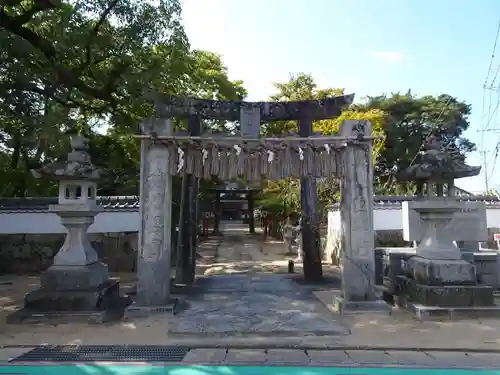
[328,207,500,231]
[0,211,139,234]
[4,206,500,235]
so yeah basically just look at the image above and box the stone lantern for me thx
[395,137,495,317]
[24,135,119,315]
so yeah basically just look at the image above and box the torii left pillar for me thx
[133,119,173,309]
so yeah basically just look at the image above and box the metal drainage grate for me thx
[12,345,191,362]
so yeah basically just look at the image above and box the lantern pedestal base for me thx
[24,278,120,311]
[39,261,109,290]
[26,262,117,311]
[7,263,129,324]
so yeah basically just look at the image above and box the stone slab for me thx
[333,296,392,314]
[7,309,113,324]
[40,261,109,290]
[224,349,267,363]
[395,275,494,307]
[266,349,310,364]
[427,351,488,367]
[415,284,493,307]
[402,201,488,242]
[0,347,35,362]
[403,302,500,321]
[24,279,119,311]
[306,350,354,364]
[182,349,227,364]
[123,299,179,318]
[345,350,395,364]
[459,352,500,367]
[386,350,439,366]
[409,256,476,285]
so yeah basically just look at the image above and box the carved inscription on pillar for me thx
[339,120,376,301]
[136,119,173,306]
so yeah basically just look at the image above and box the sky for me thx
[181,0,500,194]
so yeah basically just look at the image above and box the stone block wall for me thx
[325,228,500,267]
[369,229,500,249]
[0,232,138,275]
[375,230,407,247]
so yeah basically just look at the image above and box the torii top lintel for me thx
[153,93,355,122]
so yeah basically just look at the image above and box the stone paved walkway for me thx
[169,230,347,336]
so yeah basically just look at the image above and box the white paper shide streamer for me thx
[177,147,185,173]
[168,139,339,179]
[233,144,242,156]
[202,148,208,165]
[298,146,304,161]
[267,150,275,163]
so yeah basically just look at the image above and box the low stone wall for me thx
[0,232,139,275]
[374,229,500,249]
[324,229,500,266]
[375,230,407,247]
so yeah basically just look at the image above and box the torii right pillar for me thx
[336,120,390,313]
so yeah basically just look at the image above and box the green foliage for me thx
[0,3,476,211]
[259,76,476,217]
[0,0,246,198]
[360,92,475,195]
[259,73,389,213]
[259,179,300,218]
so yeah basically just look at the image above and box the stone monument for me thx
[11,135,122,322]
[396,137,497,319]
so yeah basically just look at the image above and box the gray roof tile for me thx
[0,196,140,212]
[0,195,499,213]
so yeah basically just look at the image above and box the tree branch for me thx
[85,0,120,71]
[1,4,119,107]
[0,82,75,107]
[9,0,60,26]
[0,7,57,60]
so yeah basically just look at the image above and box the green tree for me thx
[360,92,475,195]
[0,0,246,197]
[258,73,388,279]
[260,73,387,214]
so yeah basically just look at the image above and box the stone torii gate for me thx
[134,94,387,313]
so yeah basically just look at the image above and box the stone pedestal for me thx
[413,200,462,260]
[396,199,496,319]
[409,257,476,285]
[23,204,120,315]
[40,261,108,291]
[402,256,492,309]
